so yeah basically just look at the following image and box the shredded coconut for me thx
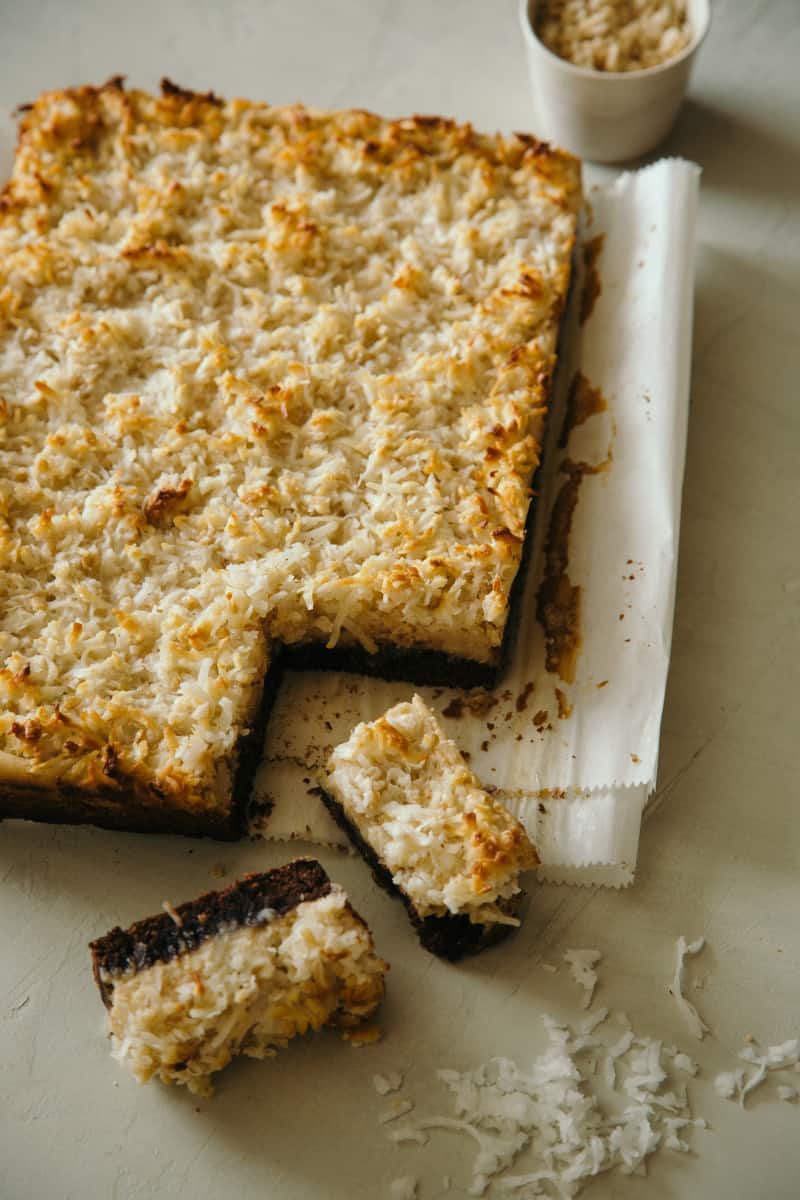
[380,1100,415,1125]
[374,1071,405,1096]
[715,1038,800,1108]
[535,0,692,73]
[379,1007,705,1197]
[713,1070,744,1101]
[740,1038,799,1070]
[669,936,709,1039]
[671,1052,699,1076]
[376,944,800,1194]
[161,900,183,927]
[388,1128,428,1147]
[564,949,601,1009]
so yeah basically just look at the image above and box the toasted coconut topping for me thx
[160,900,183,927]
[0,82,580,814]
[325,695,539,922]
[106,886,387,1095]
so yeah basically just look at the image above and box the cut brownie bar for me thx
[89,859,387,1096]
[322,696,539,960]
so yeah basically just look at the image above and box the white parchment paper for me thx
[254,159,701,887]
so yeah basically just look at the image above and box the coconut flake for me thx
[416,1117,527,1195]
[577,1007,610,1038]
[713,1061,770,1107]
[607,1030,635,1059]
[777,1086,798,1102]
[756,1038,798,1069]
[739,1063,769,1106]
[602,1054,617,1090]
[388,1127,428,1146]
[671,1052,699,1076]
[662,1116,706,1153]
[374,1072,404,1096]
[565,949,602,1009]
[161,900,183,927]
[714,1069,745,1100]
[669,936,709,1039]
[379,1100,415,1125]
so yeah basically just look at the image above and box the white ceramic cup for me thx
[519,0,711,162]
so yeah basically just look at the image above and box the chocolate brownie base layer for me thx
[317,788,520,961]
[0,780,238,839]
[228,655,284,832]
[90,859,332,1006]
[282,640,502,690]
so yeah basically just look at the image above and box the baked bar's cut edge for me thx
[89,859,388,1094]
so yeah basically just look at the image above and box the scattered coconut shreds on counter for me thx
[564,949,602,1009]
[388,1128,428,1147]
[378,943,800,1197]
[670,1051,699,1076]
[380,1100,416,1125]
[381,1008,706,1198]
[669,936,709,1039]
[714,1039,800,1108]
[713,1070,744,1100]
[374,1072,405,1097]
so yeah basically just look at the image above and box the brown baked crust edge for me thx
[0,651,284,840]
[316,787,521,961]
[0,778,236,839]
[282,640,501,689]
[89,858,333,1007]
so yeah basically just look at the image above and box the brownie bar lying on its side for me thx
[321,696,539,961]
[89,859,387,1096]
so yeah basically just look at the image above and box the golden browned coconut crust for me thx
[0,79,581,836]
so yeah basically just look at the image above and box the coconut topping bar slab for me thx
[89,859,388,1096]
[322,696,539,959]
[0,79,581,836]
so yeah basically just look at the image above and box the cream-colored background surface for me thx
[1,2,798,1197]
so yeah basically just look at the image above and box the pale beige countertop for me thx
[1,2,799,1197]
